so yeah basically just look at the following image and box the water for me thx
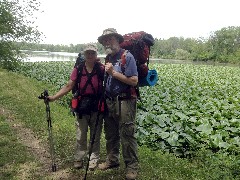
[22,50,106,62]
[22,51,239,67]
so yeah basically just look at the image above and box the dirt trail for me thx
[0,107,78,179]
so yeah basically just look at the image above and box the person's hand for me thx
[105,62,114,76]
[47,96,55,102]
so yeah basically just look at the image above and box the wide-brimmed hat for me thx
[98,28,124,44]
[83,43,98,52]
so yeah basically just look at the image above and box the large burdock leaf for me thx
[210,134,230,148]
[160,131,170,139]
[166,131,180,146]
[218,142,230,148]
[231,136,240,145]
[225,127,238,133]
[175,111,188,120]
[196,123,213,135]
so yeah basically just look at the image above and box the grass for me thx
[0,68,239,180]
[0,116,42,180]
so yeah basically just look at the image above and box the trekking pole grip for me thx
[38,90,49,101]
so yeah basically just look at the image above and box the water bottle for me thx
[71,92,79,112]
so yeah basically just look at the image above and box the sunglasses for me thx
[85,51,96,55]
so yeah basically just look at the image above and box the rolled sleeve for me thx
[124,53,138,77]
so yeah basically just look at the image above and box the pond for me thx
[22,50,239,67]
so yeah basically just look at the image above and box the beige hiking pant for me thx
[104,98,138,170]
[74,112,103,162]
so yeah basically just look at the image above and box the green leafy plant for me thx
[16,62,240,157]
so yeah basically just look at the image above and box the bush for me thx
[175,48,190,60]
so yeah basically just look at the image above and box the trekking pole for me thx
[38,90,57,172]
[84,99,104,180]
[84,66,107,180]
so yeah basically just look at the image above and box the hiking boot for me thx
[126,169,138,180]
[88,158,98,170]
[98,162,120,170]
[74,161,83,169]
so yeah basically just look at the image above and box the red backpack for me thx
[120,31,154,79]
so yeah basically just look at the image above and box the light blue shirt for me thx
[105,49,138,97]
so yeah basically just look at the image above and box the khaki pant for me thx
[74,112,103,161]
[104,98,138,170]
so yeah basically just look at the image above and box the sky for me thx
[35,0,240,45]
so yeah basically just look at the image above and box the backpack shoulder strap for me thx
[120,50,141,100]
[120,50,128,66]
[72,62,85,95]
[94,62,104,81]
[76,61,85,82]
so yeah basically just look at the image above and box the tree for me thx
[0,0,42,70]
[175,48,190,60]
[209,26,240,62]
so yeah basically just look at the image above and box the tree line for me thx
[17,26,240,64]
[152,26,240,64]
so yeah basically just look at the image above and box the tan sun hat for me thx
[98,28,124,44]
[83,43,98,52]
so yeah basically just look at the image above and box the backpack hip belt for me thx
[105,93,136,101]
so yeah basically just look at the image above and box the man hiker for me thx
[98,28,139,180]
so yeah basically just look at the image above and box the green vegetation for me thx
[0,0,42,70]
[16,62,240,157]
[138,64,240,156]
[1,67,239,179]
[152,26,240,63]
